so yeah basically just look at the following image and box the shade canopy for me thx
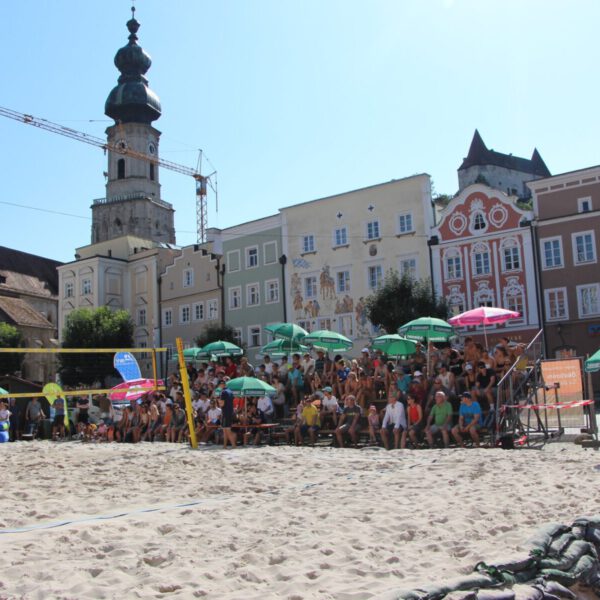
[371,334,417,358]
[200,340,243,357]
[226,376,276,397]
[260,339,309,358]
[448,307,520,327]
[264,323,308,341]
[585,348,600,373]
[303,330,353,351]
[182,347,208,360]
[109,378,163,402]
[398,317,454,342]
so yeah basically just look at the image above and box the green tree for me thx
[194,324,240,349]
[0,322,24,375]
[59,307,134,385]
[365,270,448,335]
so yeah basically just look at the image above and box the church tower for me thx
[91,8,175,244]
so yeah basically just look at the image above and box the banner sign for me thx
[114,352,142,382]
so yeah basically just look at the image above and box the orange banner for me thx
[539,359,584,428]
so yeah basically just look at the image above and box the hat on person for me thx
[413,370,422,377]
[368,404,377,412]
[361,347,369,353]
[323,386,333,393]
[461,391,472,399]
[465,364,473,370]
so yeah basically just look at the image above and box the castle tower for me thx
[91,8,175,244]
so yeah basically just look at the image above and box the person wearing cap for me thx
[319,386,339,428]
[425,390,453,448]
[295,395,320,446]
[220,388,237,449]
[335,395,361,448]
[380,394,407,450]
[452,392,482,447]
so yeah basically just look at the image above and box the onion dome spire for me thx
[105,6,162,124]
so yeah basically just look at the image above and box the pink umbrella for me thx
[109,378,164,403]
[448,307,520,348]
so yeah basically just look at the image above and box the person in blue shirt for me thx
[452,391,482,447]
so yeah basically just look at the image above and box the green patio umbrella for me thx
[398,316,454,342]
[585,348,600,373]
[264,323,308,341]
[201,340,243,357]
[260,339,309,358]
[371,334,417,358]
[226,376,276,397]
[182,347,208,360]
[303,330,353,352]
[0,387,9,396]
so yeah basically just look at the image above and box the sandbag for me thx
[527,524,570,556]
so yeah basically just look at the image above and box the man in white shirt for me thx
[257,395,274,421]
[380,396,407,450]
[263,355,275,376]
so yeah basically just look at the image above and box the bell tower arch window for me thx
[149,163,155,181]
[117,158,125,180]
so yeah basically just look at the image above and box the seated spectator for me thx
[289,355,305,405]
[380,395,407,450]
[425,377,452,414]
[335,395,361,448]
[402,393,423,449]
[257,394,274,422]
[295,396,320,446]
[437,363,456,397]
[335,360,351,399]
[144,403,162,442]
[367,404,380,444]
[475,361,496,409]
[243,403,266,446]
[319,387,339,428]
[425,390,453,448]
[452,391,482,447]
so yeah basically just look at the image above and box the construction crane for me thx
[0,105,216,243]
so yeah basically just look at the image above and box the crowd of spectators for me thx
[0,335,527,449]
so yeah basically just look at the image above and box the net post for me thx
[176,337,198,449]
[151,349,158,391]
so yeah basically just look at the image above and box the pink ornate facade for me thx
[430,184,540,345]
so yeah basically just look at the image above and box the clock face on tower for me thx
[148,142,156,155]
[115,139,128,151]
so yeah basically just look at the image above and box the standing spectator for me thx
[8,397,21,441]
[452,392,482,447]
[271,376,287,419]
[289,356,305,406]
[380,395,407,450]
[25,397,45,437]
[76,396,90,432]
[52,396,66,440]
[220,388,237,449]
[302,353,315,393]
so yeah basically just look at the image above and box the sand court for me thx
[1,442,599,599]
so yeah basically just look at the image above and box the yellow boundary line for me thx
[0,348,167,354]
[0,387,166,399]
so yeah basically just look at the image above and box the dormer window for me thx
[473,212,486,230]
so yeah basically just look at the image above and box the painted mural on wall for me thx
[290,262,373,339]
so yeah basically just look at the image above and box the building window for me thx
[336,270,351,293]
[304,276,317,299]
[302,235,315,254]
[263,241,278,265]
[183,268,194,288]
[149,163,155,181]
[227,250,241,273]
[399,257,417,279]
[572,231,596,265]
[578,197,592,213]
[471,211,487,232]
[229,287,242,310]
[541,237,563,269]
[368,265,383,290]
[246,246,259,269]
[502,242,521,272]
[180,305,191,324]
[232,328,242,346]
[138,308,146,326]
[207,299,218,320]
[505,290,524,318]
[162,308,173,327]
[192,302,204,321]
[366,220,380,241]
[472,244,491,276]
[577,283,600,317]
[247,283,260,306]
[545,288,568,321]
[81,278,92,295]
[333,227,348,247]
[64,282,74,298]
[248,326,261,348]
[265,279,280,304]
[397,213,414,234]
[117,158,125,179]
[444,249,462,280]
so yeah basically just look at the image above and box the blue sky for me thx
[1,0,598,263]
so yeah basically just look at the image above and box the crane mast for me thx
[0,105,216,243]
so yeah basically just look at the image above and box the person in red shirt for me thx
[224,357,238,379]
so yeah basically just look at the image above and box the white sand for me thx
[1,442,599,599]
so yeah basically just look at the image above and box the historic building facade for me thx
[160,244,223,356]
[430,184,540,345]
[208,216,285,356]
[458,130,550,199]
[528,166,600,362]
[280,175,435,347]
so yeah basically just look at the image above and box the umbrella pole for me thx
[483,323,488,351]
